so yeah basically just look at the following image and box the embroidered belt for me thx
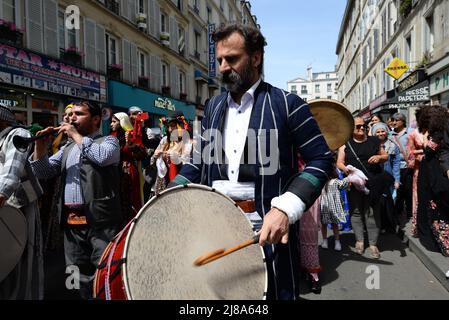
[235,199,256,213]
[65,206,87,225]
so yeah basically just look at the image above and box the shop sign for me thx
[385,58,409,80]
[154,97,176,111]
[395,81,429,103]
[0,98,19,108]
[0,90,26,108]
[0,43,107,102]
[430,67,449,96]
[398,69,427,93]
[208,23,216,78]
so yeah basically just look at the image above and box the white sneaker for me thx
[321,239,328,249]
[334,240,342,251]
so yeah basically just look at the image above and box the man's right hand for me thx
[33,127,55,160]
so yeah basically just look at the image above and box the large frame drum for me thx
[94,184,267,300]
[0,205,27,282]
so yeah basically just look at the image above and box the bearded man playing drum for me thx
[170,24,333,300]
[30,101,123,299]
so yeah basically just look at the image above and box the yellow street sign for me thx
[385,57,409,80]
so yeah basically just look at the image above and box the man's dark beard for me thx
[222,60,255,94]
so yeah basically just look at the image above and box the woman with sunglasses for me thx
[337,117,388,259]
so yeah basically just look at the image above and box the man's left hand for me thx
[59,123,83,144]
[258,207,289,246]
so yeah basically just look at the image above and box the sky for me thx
[250,0,347,90]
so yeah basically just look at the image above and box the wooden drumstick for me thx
[193,234,260,267]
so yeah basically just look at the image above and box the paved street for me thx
[300,232,449,300]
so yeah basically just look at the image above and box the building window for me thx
[405,34,412,65]
[291,85,297,93]
[160,11,168,33]
[327,83,332,92]
[161,62,169,86]
[220,0,224,11]
[207,7,212,23]
[327,96,332,99]
[2,0,16,23]
[193,0,200,13]
[179,71,186,94]
[138,51,146,77]
[138,0,144,13]
[178,26,185,55]
[315,84,320,93]
[194,30,201,58]
[106,34,118,65]
[301,85,307,94]
[326,74,330,79]
[177,0,183,11]
[424,13,434,53]
[58,10,78,52]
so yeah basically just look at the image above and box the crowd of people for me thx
[0,22,448,300]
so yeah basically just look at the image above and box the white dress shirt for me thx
[212,78,306,224]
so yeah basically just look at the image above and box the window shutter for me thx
[174,65,180,98]
[170,64,177,96]
[150,54,161,91]
[155,1,160,37]
[84,18,97,70]
[184,26,189,58]
[169,16,176,51]
[146,54,150,78]
[121,0,129,20]
[43,0,58,57]
[130,42,138,84]
[122,39,131,82]
[187,72,194,101]
[26,0,44,53]
[128,0,136,22]
[148,0,155,36]
[96,24,106,73]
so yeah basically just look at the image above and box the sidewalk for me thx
[403,222,449,292]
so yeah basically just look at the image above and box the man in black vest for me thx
[30,101,122,299]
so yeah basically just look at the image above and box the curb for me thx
[404,223,449,292]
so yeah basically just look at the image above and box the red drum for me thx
[93,184,267,300]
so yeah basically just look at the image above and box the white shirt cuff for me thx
[270,192,306,224]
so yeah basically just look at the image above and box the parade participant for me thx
[391,113,413,225]
[0,103,44,299]
[337,117,388,259]
[416,104,449,256]
[151,111,192,195]
[406,110,425,237]
[170,23,333,300]
[110,112,145,221]
[29,101,122,299]
[371,122,400,233]
[367,113,382,136]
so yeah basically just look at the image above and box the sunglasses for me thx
[355,124,366,129]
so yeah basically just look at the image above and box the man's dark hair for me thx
[212,23,266,74]
[72,101,101,117]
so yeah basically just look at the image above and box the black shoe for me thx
[306,274,322,294]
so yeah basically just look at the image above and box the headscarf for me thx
[113,112,133,132]
[370,122,390,136]
[128,106,143,114]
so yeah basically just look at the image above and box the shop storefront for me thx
[107,80,196,132]
[0,43,107,127]
[373,70,430,123]
[428,55,449,107]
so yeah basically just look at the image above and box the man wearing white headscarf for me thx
[0,103,44,299]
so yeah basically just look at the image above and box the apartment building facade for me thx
[336,0,449,122]
[0,0,258,128]
[287,67,338,102]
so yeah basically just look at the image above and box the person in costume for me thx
[0,103,44,299]
[110,112,146,222]
[151,111,192,195]
[170,23,333,300]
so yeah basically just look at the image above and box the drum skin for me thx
[0,205,27,282]
[94,184,267,300]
